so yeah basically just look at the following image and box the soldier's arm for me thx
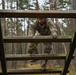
[47,19,57,38]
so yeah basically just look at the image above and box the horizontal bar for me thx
[0,54,74,61]
[3,36,71,43]
[0,68,64,74]
[0,10,76,18]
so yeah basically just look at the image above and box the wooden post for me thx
[0,18,7,75]
[61,31,76,75]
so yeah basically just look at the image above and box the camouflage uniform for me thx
[28,18,57,70]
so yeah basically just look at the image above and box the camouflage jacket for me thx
[31,18,57,38]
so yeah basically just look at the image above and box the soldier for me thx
[28,18,57,70]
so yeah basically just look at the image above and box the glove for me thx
[52,32,57,38]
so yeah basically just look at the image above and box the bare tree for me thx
[36,0,39,10]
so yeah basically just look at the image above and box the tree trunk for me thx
[36,0,39,10]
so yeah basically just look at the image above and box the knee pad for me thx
[28,44,38,54]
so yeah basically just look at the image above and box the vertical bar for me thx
[0,18,7,75]
[61,32,76,75]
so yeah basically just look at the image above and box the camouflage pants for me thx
[28,32,52,54]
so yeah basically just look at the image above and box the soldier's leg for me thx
[41,43,52,70]
[28,32,40,55]
[28,32,40,64]
[28,43,38,55]
[28,43,38,64]
[44,43,52,54]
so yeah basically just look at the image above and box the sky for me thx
[38,0,45,5]
[0,0,2,9]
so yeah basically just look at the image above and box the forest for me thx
[0,0,76,75]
